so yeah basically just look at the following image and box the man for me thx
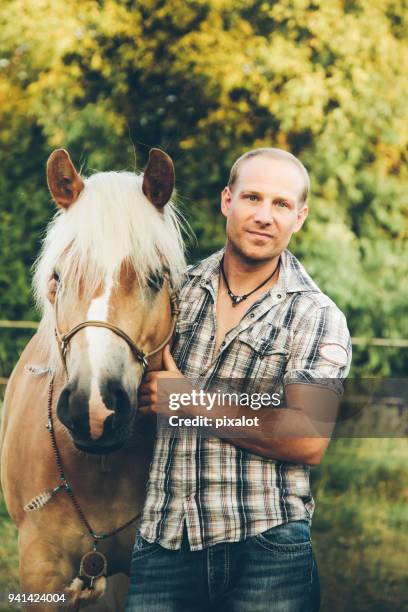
[125,148,351,611]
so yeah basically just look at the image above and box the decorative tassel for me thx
[23,483,66,512]
[24,489,53,511]
[24,364,55,377]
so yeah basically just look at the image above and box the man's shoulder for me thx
[283,250,345,315]
[283,251,351,375]
[298,288,341,313]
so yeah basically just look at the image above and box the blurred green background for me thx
[0,0,407,610]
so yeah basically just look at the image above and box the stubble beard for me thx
[227,233,281,267]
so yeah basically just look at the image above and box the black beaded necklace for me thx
[220,255,280,306]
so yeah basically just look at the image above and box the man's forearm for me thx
[152,370,337,466]
[177,397,328,465]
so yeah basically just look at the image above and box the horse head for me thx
[35,148,186,454]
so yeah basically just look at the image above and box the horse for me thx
[0,147,186,610]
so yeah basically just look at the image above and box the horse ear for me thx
[142,148,175,209]
[47,149,85,209]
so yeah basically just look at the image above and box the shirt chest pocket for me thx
[237,324,290,385]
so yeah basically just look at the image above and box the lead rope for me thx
[24,375,141,590]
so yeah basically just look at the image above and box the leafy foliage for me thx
[0,0,407,376]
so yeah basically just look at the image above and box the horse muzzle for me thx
[57,379,137,454]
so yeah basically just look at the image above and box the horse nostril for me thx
[115,387,130,414]
[103,382,131,415]
[57,385,89,436]
[57,388,74,430]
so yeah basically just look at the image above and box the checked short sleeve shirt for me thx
[139,248,351,550]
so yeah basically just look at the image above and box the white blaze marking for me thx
[86,275,115,440]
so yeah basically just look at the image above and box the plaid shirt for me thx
[139,249,351,550]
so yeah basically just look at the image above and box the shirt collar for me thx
[188,248,321,295]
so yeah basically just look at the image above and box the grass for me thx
[311,438,408,611]
[0,438,407,611]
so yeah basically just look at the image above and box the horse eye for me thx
[147,271,164,292]
[52,270,60,283]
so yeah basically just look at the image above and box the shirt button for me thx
[221,341,226,347]
[210,335,214,340]
[277,294,282,299]
[250,313,255,318]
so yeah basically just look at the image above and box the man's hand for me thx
[138,345,189,415]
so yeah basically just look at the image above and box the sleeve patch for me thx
[319,343,349,366]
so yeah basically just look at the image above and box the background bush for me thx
[0,0,407,376]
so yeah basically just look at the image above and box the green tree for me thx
[0,0,407,376]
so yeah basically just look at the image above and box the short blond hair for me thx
[228,148,310,207]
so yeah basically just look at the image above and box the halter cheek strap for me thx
[54,276,179,375]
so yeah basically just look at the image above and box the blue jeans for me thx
[125,520,320,611]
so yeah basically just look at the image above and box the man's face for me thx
[221,155,308,262]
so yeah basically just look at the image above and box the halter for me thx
[54,273,180,375]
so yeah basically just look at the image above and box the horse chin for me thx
[74,440,126,455]
[71,417,135,455]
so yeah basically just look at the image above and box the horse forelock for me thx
[32,170,187,356]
